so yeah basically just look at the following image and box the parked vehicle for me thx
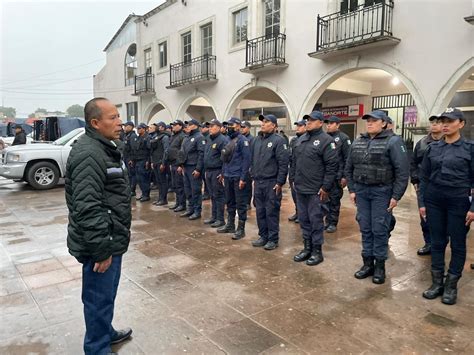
[33,116,85,141]
[0,128,85,190]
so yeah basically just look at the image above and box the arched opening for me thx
[447,70,474,139]
[124,43,137,86]
[178,96,218,123]
[144,101,173,125]
[301,67,424,150]
[225,85,293,137]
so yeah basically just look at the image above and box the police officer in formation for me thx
[134,123,152,202]
[201,122,211,200]
[418,108,474,305]
[240,120,254,210]
[250,114,289,250]
[323,116,351,233]
[288,119,307,223]
[123,121,137,196]
[178,118,206,220]
[203,119,228,228]
[166,120,187,212]
[149,122,170,206]
[409,114,443,255]
[217,117,251,240]
[292,111,338,266]
[345,110,409,284]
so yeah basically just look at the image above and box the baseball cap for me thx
[155,121,166,128]
[137,123,148,129]
[240,120,251,128]
[439,108,464,121]
[171,119,184,126]
[294,120,306,126]
[209,119,223,127]
[303,111,324,121]
[259,114,278,124]
[362,110,388,121]
[428,114,439,121]
[184,118,201,127]
[225,117,241,125]
[324,116,340,123]
[124,121,135,127]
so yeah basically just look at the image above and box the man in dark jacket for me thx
[203,119,229,228]
[122,121,137,196]
[322,116,351,233]
[12,125,27,145]
[65,98,132,355]
[410,115,443,255]
[133,123,151,202]
[201,122,211,200]
[166,120,187,212]
[149,121,170,206]
[178,118,206,220]
[218,117,251,239]
[250,114,289,250]
[288,119,306,223]
[292,111,338,266]
[241,120,254,210]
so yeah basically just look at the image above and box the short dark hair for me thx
[84,97,108,126]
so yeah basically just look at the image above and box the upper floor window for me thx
[264,0,280,37]
[159,41,167,68]
[340,0,383,14]
[182,31,192,63]
[144,48,152,74]
[201,23,213,55]
[125,44,137,86]
[233,7,248,44]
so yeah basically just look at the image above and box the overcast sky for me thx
[0,0,161,117]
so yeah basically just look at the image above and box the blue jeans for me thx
[82,255,122,355]
[183,165,202,214]
[354,184,393,260]
[297,192,324,247]
[254,179,281,242]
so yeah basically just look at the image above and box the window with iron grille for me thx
[340,0,383,13]
[264,0,280,37]
[144,48,152,74]
[233,7,248,44]
[159,41,167,68]
[201,23,213,55]
[182,31,192,63]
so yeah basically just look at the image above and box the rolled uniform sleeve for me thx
[388,136,409,201]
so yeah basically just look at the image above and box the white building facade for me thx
[94,0,474,144]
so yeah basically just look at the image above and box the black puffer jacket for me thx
[65,126,132,262]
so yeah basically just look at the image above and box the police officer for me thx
[345,110,409,284]
[292,112,338,266]
[419,108,474,305]
[218,117,251,240]
[203,119,229,228]
[250,114,289,250]
[409,115,443,255]
[133,123,151,202]
[166,120,187,212]
[178,118,206,220]
[150,121,170,206]
[323,116,351,233]
[123,121,137,196]
[241,120,254,210]
[201,122,211,200]
[288,120,307,223]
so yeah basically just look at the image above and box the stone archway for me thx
[143,100,173,124]
[176,91,219,122]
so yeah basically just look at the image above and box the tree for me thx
[35,108,48,114]
[66,104,84,117]
[0,106,16,118]
[28,113,36,118]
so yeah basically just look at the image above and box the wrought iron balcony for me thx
[166,54,217,89]
[133,73,154,96]
[309,0,400,60]
[241,33,288,73]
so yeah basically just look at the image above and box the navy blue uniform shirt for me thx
[222,132,251,180]
[204,133,229,171]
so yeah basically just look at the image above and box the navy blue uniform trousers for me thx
[224,176,248,222]
[322,183,343,226]
[124,158,136,194]
[425,184,470,277]
[354,183,392,260]
[153,164,169,203]
[254,179,281,242]
[82,255,122,355]
[135,160,150,198]
[171,165,186,207]
[206,169,225,222]
[184,165,202,214]
[297,192,324,246]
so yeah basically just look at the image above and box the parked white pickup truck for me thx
[0,128,85,190]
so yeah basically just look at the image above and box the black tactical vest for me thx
[351,133,394,185]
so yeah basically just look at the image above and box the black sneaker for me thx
[263,241,279,250]
[110,327,133,345]
[252,237,267,247]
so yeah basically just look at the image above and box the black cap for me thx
[240,120,251,128]
[171,119,184,126]
[362,110,389,122]
[209,119,223,127]
[184,118,201,127]
[225,117,241,125]
[124,121,135,127]
[303,111,324,121]
[259,114,278,124]
[294,120,306,126]
[324,116,340,123]
[439,108,465,121]
[137,123,148,129]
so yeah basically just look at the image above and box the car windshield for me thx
[53,128,83,146]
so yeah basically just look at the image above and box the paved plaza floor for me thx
[0,178,473,354]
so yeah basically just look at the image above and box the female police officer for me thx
[345,110,409,284]
[419,108,474,305]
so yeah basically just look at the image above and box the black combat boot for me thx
[422,270,444,300]
[293,239,312,262]
[217,218,235,233]
[372,259,386,284]
[441,273,460,305]
[417,244,431,256]
[288,213,298,222]
[354,256,375,279]
[232,220,246,240]
[306,245,324,266]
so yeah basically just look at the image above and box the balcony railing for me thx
[311,0,398,58]
[167,54,216,89]
[243,33,287,72]
[134,73,154,95]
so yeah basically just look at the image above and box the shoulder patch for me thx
[283,144,287,150]
[244,141,249,146]
[347,140,351,145]
[267,142,273,148]
[202,140,206,144]
[190,137,195,142]
[401,145,406,153]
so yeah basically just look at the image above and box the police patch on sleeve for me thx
[244,141,249,146]
[330,142,336,149]
[212,143,217,149]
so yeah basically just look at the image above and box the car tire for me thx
[27,161,60,190]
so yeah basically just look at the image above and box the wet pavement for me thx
[0,177,473,354]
